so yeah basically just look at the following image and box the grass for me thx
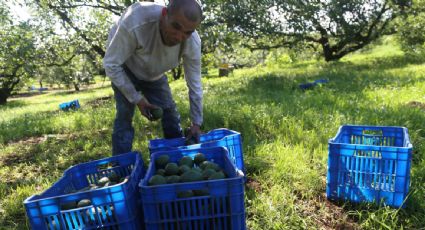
[1,36,425,229]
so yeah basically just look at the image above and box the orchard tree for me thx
[220,0,412,61]
[0,4,37,104]
[396,0,425,54]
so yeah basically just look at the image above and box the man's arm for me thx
[104,23,143,105]
[182,36,203,141]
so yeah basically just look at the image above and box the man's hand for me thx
[185,123,202,144]
[136,97,160,121]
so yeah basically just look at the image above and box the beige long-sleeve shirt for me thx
[103,2,203,125]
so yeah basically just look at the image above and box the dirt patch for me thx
[86,96,113,108]
[246,176,262,193]
[0,151,36,166]
[296,192,359,230]
[407,101,425,110]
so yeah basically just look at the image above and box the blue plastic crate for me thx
[299,79,329,90]
[24,152,145,230]
[139,147,246,230]
[59,99,80,111]
[327,125,413,208]
[149,128,245,173]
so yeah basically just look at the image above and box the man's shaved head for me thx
[167,0,203,23]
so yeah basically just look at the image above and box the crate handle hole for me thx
[97,161,120,170]
[363,130,383,136]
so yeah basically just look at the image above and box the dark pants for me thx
[112,67,183,155]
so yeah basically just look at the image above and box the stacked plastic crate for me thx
[149,128,245,173]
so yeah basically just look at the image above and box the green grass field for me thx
[1,37,425,229]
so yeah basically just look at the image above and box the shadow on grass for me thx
[0,100,29,109]
[10,91,46,98]
[288,54,425,73]
[49,84,112,97]
[0,96,114,144]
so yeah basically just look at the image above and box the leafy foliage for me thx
[396,0,425,54]
[0,5,37,104]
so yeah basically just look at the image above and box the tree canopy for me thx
[220,0,412,61]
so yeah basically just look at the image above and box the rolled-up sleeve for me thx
[182,38,203,126]
[103,23,143,104]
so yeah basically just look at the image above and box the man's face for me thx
[160,8,200,46]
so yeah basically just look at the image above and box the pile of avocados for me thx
[148,153,227,198]
[61,171,128,210]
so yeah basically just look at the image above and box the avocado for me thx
[202,168,216,180]
[166,175,181,184]
[156,168,166,176]
[200,161,220,171]
[194,153,206,165]
[89,184,99,190]
[180,169,203,182]
[179,156,194,167]
[165,162,179,175]
[204,162,221,172]
[177,190,194,198]
[178,165,191,175]
[148,175,167,186]
[185,137,197,146]
[193,189,210,196]
[208,171,226,180]
[150,108,163,120]
[155,155,170,169]
[97,177,110,187]
[61,201,78,210]
[77,199,92,208]
[108,171,120,183]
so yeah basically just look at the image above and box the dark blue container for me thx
[149,128,245,173]
[24,152,145,230]
[139,147,246,230]
[327,125,413,208]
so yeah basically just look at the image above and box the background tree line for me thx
[0,0,424,104]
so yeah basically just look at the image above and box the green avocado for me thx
[77,199,92,208]
[156,168,166,176]
[155,155,170,169]
[166,175,181,184]
[108,171,120,183]
[208,171,226,180]
[202,168,216,180]
[165,162,179,175]
[61,201,78,210]
[177,190,194,198]
[200,161,220,171]
[180,169,203,182]
[148,175,167,186]
[179,156,194,167]
[150,108,163,120]
[97,177,110,187]
[178,165,191,175]
[194,153,206,165]
[193,189,210,196]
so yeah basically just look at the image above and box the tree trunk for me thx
[73,82,80,91]
[171,64,183,80]
[0,89,10,105]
